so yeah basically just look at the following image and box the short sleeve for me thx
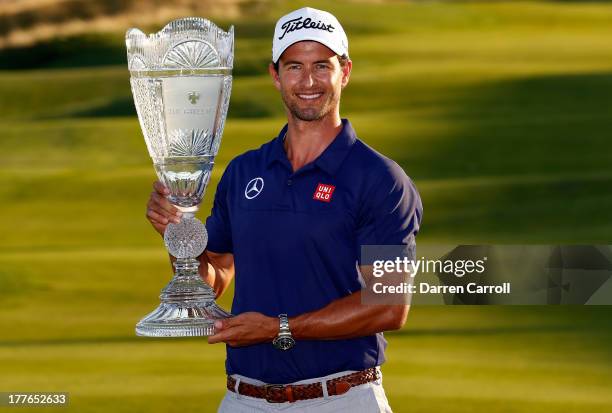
[356,162,423,251]
[205,162,234,254]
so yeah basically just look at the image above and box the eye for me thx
[288,64,301,70]
[315,63,331,70]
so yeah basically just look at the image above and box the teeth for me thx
[297,93,322,100]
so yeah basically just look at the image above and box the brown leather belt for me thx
[227,367,379,403]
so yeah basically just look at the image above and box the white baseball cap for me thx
[272,7,349,63]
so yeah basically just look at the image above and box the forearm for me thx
[201,251,235,298]
[289,291,409,341]
[209,290,409,347]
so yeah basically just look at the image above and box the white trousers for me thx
[217,367,393,412]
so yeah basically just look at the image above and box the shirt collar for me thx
[265,118,357,176]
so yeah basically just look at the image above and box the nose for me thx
[299,68,315,89]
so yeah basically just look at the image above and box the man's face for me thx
[269,41,352,122]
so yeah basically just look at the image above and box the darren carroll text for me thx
[372,282,511,294]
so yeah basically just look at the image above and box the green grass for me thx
[1,1,611,412]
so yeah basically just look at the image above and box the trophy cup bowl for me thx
[126,18,233,337]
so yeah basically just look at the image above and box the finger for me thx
[147,197,172,216]
[148,198,180,224]
[208,330,232,344]
[153,181,170,196]
[146,213,168,235]
[152,222,166,236]
[215,316,239,331]
[151,192,182,219]
[146,208,169,225]
[151,192,177,213]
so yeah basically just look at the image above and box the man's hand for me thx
[208,312,278,347]
[146,181,182,236]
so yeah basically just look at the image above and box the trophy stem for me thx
[135,224,232,337]
[160,257,216,303]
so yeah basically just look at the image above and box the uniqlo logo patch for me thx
[313,183,335,203]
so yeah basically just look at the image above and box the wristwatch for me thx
[272,314,295,350]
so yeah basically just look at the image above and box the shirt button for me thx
[287,179,293,186]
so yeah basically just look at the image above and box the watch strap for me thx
[278,313,290,334]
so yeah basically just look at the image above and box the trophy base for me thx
[136,252,232,338]
[136,301,232,337]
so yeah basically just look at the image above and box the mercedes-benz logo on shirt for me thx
[244,177,264,200]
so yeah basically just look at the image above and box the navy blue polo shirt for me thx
[205,119,422,384]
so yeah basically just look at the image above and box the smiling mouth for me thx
[296,92,324,100]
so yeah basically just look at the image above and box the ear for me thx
[340,59,352,89]
[269,63,281,91]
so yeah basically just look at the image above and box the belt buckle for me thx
[264,384,286,403]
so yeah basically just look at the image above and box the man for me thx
[146,7,422,412]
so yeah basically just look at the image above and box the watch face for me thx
[274,336,295,350]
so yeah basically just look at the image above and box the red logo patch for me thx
[313,183,335,203]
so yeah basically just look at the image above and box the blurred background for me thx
[0,0,611,412]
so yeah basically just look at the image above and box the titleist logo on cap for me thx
[278,16,335,40]
[272,7,348,63]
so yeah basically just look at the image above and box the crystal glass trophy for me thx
[126,18,233,337]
